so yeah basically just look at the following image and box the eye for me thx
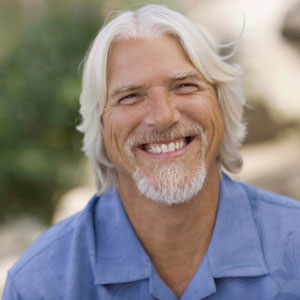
[123,93,136,99]
[119,93,141,105]
[175,83,199,94]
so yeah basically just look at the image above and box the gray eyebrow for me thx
[173,71,204,81]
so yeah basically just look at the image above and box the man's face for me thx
[102,34,224,204]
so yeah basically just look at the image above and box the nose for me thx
[144,88,180,129]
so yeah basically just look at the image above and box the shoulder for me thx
[4,193,102,299]
[223,174,300,233]
[239,180,300,223]
[238,180,300,279]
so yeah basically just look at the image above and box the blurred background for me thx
[1,0,299,295]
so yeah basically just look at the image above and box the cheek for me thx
[181,96,222,127]
[114,108,143,129]
[181,96,224,149]
[102,106,145,154]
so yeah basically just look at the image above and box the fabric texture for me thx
[3,174,300,300]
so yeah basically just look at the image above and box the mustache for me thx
[125,123,204,150]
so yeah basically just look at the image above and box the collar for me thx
[94,174,269,286]
[94,187,151,285]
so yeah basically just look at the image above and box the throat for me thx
[151,252,205,298]
[138,215,214,297]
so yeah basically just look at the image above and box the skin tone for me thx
[102,34,224,297]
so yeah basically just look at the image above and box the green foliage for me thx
[0,1,103,224]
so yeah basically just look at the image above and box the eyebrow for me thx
[109,71,205,98]
[173,71,205,81]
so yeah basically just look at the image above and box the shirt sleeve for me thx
[2,274,21,300]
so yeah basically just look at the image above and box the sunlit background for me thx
[1,0,300,295]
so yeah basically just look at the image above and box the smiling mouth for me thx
[139,136,195,154]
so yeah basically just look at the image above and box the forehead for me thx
[106,34,200,91]
[108,34,189,61]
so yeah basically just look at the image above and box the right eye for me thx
[119,93,141,105]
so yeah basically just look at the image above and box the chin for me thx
[133,158,207,205]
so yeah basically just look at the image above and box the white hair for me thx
[77,4,247,195]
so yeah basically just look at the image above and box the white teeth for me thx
[146,139,188,154]
[168,142,175,152]
[161,144,168,153]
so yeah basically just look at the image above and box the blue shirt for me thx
[3,174,300,300]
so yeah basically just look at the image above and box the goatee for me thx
[126,125,207,205]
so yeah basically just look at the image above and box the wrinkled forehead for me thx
[105,34,204,96]
[106,33,199,80]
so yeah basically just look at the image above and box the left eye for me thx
[176,83,198,93]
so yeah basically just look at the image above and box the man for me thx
[3,4,300,300]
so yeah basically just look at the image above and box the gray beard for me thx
[132,129,207,205]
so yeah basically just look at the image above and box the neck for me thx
[118,163,220,297]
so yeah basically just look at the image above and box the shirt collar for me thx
[94,173,269,286]
[207,173,269,278]
[94,187,151,285]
